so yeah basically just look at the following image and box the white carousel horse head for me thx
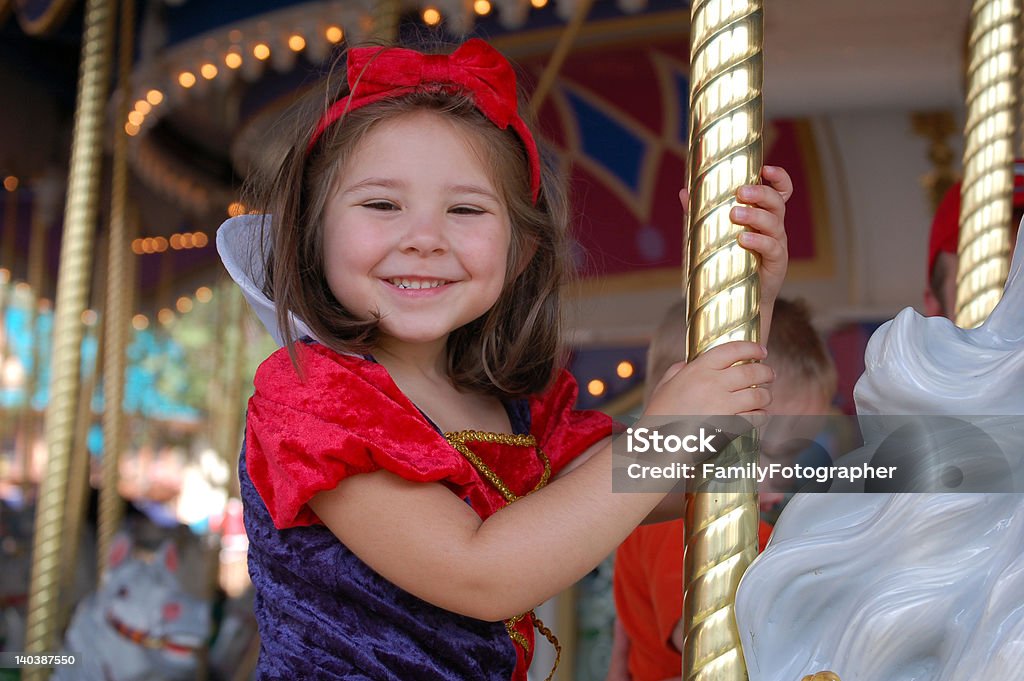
[735,226,1024,680]
[57,534,211,681]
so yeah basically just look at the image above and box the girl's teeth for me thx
[391,279,445,290]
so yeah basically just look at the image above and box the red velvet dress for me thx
[243,343,612,679]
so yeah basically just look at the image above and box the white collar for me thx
[215,214,318,347]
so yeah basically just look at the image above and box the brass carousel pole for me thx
[954,0,1019,327]
[61,285,104,630]
[683,1,763,680]
[23,0,115,672]
[1,178,16,268]
[219,283,245,488]
[372,0,400,42]
[16,186,47,493]
[18,182,53,496]
[201,280,247,681]
[0,181,18,450]
[97,0,135,579]
[59,232,109,634]
[522,5,595,676]
[63,233,106,570]
[528,0,594,118]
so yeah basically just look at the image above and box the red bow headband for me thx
[308,39,541,203]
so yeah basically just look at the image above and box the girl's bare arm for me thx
[308,341,771,621]
[309,437,658,621]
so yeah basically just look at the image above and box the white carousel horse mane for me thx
[735,226,1024,680]
[216,213,318,346]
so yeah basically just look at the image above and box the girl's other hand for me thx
[731,165,792,307]
[644,341,773,418]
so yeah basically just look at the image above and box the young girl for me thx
[227,38,791,680]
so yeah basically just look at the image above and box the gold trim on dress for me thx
[444,430,551,503]
[443,430,561,681]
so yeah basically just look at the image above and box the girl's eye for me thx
[362,201,398,211]
[450,205,485,216]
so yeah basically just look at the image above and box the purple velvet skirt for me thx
[240,444,517,679]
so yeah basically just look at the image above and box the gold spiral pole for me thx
[528,0,595,118]
[1,181,17,269]
[98,0,135,579]
[955,0,1019,328]
[19,183,53,498]
[23,0,114,672]
[218,281,246,476]
[61,283,104,631]
[372,0,401,42]
[683,1,763,680]
[0,183,17,447]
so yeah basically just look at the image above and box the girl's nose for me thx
[399,212,449,255]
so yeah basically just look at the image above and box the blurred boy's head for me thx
[764,298,837,416]
[643,298,836,500]
[643,298,836,411]
[926,167,1024,319]
[643,300,687,406]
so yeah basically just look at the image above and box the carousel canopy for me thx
[0,0,969,319]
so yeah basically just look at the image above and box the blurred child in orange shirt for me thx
[608,298,837,681]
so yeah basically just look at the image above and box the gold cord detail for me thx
[532,614,562,681]
[505,613,530,649]
[444,430,550,504]
[443,429,559,680]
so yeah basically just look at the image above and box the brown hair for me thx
[761,298,836,402]
[247,43,571,399]
[643,299,686,405]
[643,297,836,404]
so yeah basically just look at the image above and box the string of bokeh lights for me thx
[1,174,222,334]
[6,0,645,398]
[122,0,553,138]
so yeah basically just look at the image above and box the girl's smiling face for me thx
[322,110,512,353]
